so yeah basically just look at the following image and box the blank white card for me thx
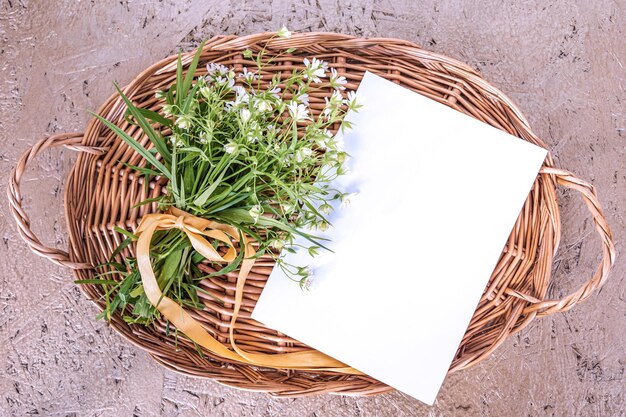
[251,71,547,404]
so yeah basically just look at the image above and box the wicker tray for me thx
[8,33,615,397]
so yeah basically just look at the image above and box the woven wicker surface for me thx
[8,32,615,397]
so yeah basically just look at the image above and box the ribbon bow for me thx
[135,207,360,373]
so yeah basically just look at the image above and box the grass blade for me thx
[176,53,184,106]
[193,168,227,207]
[91,112,172,181]
[114,84,171,164]
[183,39,207,97]
[135,107,173,127]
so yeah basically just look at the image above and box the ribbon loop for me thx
[133,209,361,374]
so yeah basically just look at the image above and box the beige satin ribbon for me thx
[135,207,361,374]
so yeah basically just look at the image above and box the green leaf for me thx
[182,81,201,113]
[159,248,183,288]
[170,143,180,205]
[205,192,250,214]
[215,208,254,224]
[183,39,207,98]
[193,168,228,207]
[176,53,184,106]
[74,279,119,285]
[114,226,137,240]
[179,146,210,162]
[120,161,162,177]
[129,285,144,298]
[203,185,232,207]
[199,243,245,279]
[191,250,205,264]
[183,164,195,198]
[114,84,172,164]
[301,199,333,228]
[90,112,172,181]
[135,107,173,127]
[131,196,163,209]
[182,283,200,306]
[110,236,132,260]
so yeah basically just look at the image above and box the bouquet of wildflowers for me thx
[85,30,362,326]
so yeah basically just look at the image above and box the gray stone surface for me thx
[1,0,624,416]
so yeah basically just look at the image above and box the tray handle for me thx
[524,167,616,317]
[7,133,107,270]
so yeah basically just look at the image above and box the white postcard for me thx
[251,71,547,404]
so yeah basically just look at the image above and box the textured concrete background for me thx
[1,1,625,416]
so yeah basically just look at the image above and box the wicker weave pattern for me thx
[8,33,615,397]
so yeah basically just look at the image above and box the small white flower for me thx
[199,85,212,99]
[323,90,343,117]
[215,75,235,88]
[319,203,333,215]
[296,91,309,105]
[255,98,272,112]
[300,264,314,278]
[280,153,292,166]
[155,90,166,100]
[340,192,358,209]
[162,104,175,117]
[240,108,251,123]
[295,147,313,162]
[322,103,332,119]
[169,134,185,148]
[206,62,230,77]
[317,220,329,232]
[315,136,328,150]
[198,131,210,144]
[246,131,260,143]
[345,90,361,109]
[175,115,192,129]
[224,141,238,154]
[269,239,284,251]
[303,57,328,83]
[330,89,343,106]
[226,86,250,110]
[281,203,294,214]
[329,68,347,90]
[314,129,331,147]
[300,268,315,290]
[240,67,258,83]
[248,204,263,223]
[277,26,292,38]
[268,86,281,99]
[287,102,310,122]
[302,277,313,290]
